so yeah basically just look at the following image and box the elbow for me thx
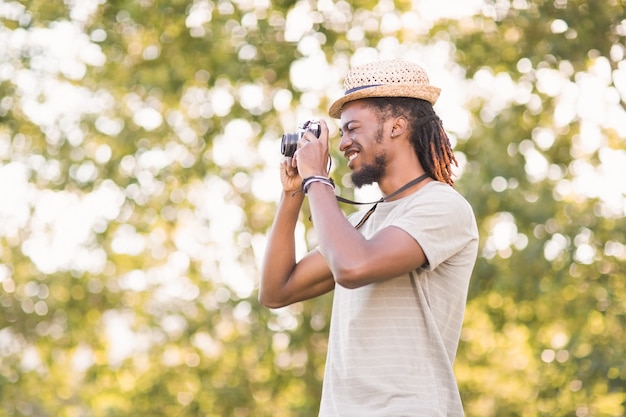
[258,289,289,309]
[334,277,361,289]
[332,263,369,289]
[334,275,363,289]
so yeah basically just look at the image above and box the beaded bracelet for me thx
[302,176,335,194]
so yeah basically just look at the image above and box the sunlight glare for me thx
[213,119,258,168]
[284,2,314,42]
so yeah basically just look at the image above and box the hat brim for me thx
[328,84,441,119]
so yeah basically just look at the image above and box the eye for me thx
[341,122,358,138]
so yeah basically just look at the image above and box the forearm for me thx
[306,182,370,286]
[259,190,305,304]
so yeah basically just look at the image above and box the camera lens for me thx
[281,132,299,157]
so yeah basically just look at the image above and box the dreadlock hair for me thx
[361,97,458,186]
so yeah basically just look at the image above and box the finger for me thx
[302,130,317,141]
[297,137,310,150]
[319,119,330,145]
[280,158,295,174]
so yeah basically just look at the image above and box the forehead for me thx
[339,100,378,124]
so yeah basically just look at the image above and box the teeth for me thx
[348,153,358,161]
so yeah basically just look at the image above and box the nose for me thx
[339,133,352,152]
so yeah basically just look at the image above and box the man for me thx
[259,60,479,416]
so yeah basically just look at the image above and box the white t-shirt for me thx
[318,181,479,417]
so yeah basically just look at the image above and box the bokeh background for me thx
[0,0,625,416]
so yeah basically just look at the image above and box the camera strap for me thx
[336,173,429,230]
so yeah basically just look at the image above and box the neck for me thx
[379,173,431,202]
[379,138,430,198]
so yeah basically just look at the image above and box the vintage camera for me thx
[281,120,322,157]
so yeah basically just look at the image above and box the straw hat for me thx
[328,60,441,118]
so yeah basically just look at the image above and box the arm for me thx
[258,160,335,309]
[293,120,428,289]
[306,182,427,289]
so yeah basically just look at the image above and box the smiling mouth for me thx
[346,151,359,163]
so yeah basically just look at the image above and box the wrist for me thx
[285,187,306,200]
[302,176,335,194]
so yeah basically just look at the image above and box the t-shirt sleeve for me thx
[390,187,477,271]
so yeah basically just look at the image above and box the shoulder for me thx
[405,181,473,215]
[392,181,478,243]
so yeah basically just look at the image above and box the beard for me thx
[351,153,387,188]
[351,123,388,188]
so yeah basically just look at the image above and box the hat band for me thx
[345,84,383,95]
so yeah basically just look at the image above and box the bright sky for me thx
[1,0,625,369]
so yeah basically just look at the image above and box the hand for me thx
[280,156,302,193]
[293,120,330,179]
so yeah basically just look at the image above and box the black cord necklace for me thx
[335,173,430,229]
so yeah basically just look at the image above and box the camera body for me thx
[281,120,322,157]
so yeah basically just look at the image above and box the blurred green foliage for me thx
[0,0,624,416]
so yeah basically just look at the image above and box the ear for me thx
[390,116,408,138]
